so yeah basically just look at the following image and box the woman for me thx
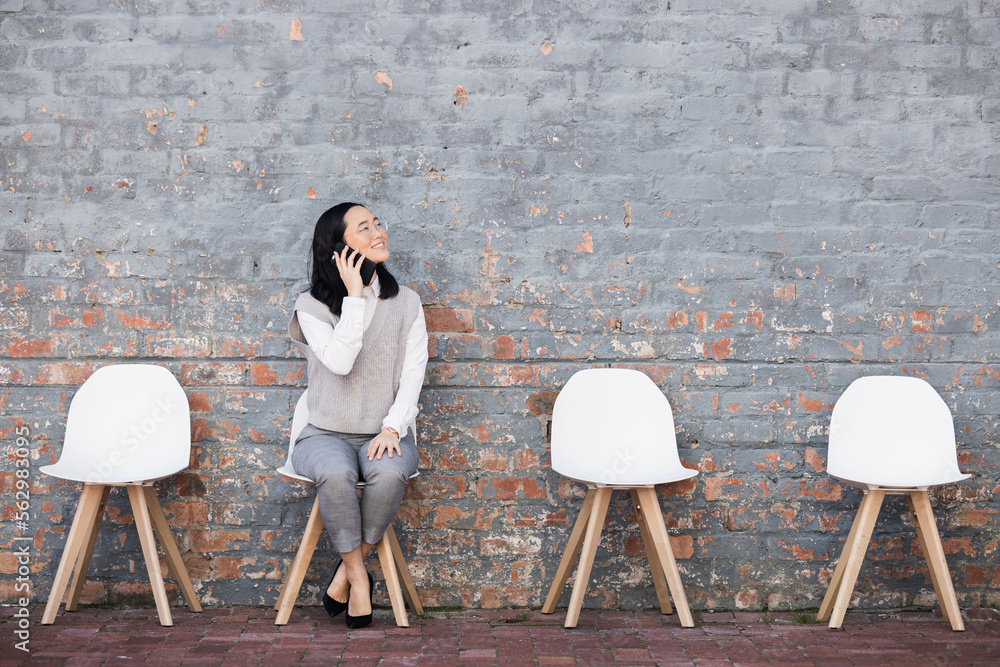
[288,202,428,628]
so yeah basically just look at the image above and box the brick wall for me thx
[2,1,999,612]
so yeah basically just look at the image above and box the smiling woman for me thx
[286,202,428,629]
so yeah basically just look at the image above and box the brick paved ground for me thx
[1,606,998,666]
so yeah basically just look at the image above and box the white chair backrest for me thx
[40,364,190,484]
[827,375,969,488]
[276,390,313,482]
[551,368,697,486]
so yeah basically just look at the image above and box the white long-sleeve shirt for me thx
[296,278,428,438]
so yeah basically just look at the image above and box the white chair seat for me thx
[830,471,970,492]
[275,461,311,483]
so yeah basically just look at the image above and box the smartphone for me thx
[333,242,377,286]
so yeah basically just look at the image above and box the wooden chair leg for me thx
[829,490,885,629]
[143,486,202,613]
[908,491,964,631]
[275,497,324,625]
[384,525,422,616]
[42,484,106,624]
[542,488,597,614]
[65,486,111,612]
[274,499,321,614]
[377,533,409,627]
[906,493,952,626]
[631,488,673,616]
[818,496,868,622]
[126,485,172,626]
[565,487,612,628]
[636,487,694,627]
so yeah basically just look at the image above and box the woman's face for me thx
[341,205,389,264]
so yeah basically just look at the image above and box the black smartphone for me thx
[333,242,377,286]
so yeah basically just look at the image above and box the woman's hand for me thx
[333,246,366,298]
[367,428,401,461]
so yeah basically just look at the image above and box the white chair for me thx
[541,368,699,628]
[40,364,202,626]
[817,375,970,631]
[273,390,423,626]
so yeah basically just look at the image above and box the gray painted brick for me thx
[983,99,1000,122]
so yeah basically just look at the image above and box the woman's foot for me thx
[345,571,373,628]
[323,559,349,617]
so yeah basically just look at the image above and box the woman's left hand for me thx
[367,428,401,461]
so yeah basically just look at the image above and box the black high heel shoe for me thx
[345,571,374,629]
[322,559,348,618]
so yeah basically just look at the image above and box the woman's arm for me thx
[367,308,427,461]
[296,297,366,375]
[366,305,429,461]
[383,305,429,436]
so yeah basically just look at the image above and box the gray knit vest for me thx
[289,287,421,434]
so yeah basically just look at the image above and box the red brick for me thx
[213,556,257,579]
[32,361,97,385]
[162,501,209,526]
[190,529,250,552]
[248,362,304,385]
[670,534,694,559]
[705,477,743,501]
[703,338,732,359]
[491,335,516,359]
[405,475,467,500]
[910,309,933,333]
[187,391,212,412]
[424,307,475,332]
[174,473,210,497]
[433,505,500,530]
[480,477,545,500]
[5,337,57,357]
[525,390,559,415]
[796,392,833,412]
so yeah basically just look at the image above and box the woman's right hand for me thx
[333,246,366,298]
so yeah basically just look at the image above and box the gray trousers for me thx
[291,423,418,553]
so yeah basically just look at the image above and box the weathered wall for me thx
[2,0,1000,613]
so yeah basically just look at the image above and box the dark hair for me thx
[308,202,399,316]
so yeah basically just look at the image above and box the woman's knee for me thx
[360,439,417,487]
[362,462,410,489]
[312,464,360,491]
